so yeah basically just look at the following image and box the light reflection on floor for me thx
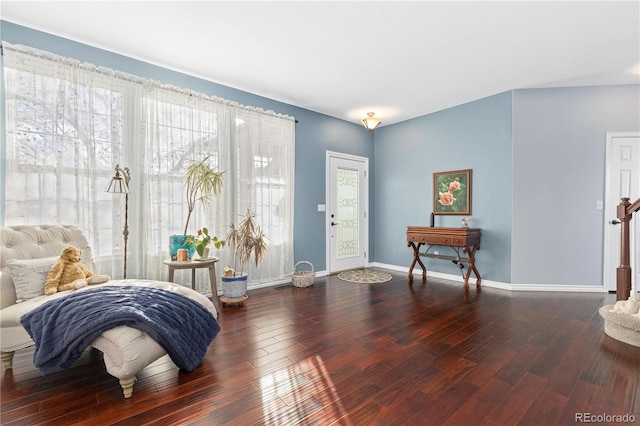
[259,354,351,425]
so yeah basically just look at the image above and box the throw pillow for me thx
[7,257,58,302]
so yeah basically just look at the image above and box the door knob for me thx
[331,221,339,226]
[610,219,621,225]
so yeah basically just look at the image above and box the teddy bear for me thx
[44,246,110,295]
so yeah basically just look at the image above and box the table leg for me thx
[407,242,416,280]
[191,268,196,290]
[208,265,219,314]
[416,244,427,279]
[168,267,175,283]
[462,244,481,291]
[463,256,472,291]
[469,244,481,288]
[408,242,427,281]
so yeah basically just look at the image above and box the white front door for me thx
[326,151,368,273]
[603,132,640,292]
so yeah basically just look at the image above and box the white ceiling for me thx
[2,1,639,127]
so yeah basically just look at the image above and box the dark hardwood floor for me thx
[1,270,638,425]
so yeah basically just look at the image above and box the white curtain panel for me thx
[2,43,295,291]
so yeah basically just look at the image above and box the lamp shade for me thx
[361,112,381,131]
[105,166,130,194]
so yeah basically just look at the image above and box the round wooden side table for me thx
[163,257,220,313]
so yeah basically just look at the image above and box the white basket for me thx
[292,261,315,287]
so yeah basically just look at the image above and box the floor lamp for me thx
[105,165,131,279]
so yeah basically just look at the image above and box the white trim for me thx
[603,131,611,290]
[211,274,326,296]
[369,262,606,293]
[507,283,605,293]
[228,262,607,294]
[603,132,640,293]
[325,150,370,274]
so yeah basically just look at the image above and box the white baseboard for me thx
[248,277,292,290]
[369,261,607,293]
[233,262,606,295]
[243,269,330,294]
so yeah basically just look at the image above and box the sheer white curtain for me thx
[2,44,129,273]
[228,107,295,283]
[2,43,295,291]
[138,85,231,282]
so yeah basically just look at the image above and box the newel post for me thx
[616,197,632,301]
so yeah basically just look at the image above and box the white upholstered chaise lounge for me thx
[0,225,218,398]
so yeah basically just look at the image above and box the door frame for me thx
[603,131,640,292]
[325,150,369,274]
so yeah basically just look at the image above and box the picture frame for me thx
[433,169,472,215]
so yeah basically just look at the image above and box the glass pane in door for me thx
[337,168,358,257]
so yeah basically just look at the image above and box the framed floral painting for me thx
[433,169,472,215]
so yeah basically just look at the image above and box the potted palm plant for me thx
[169,156,224,260]
[221,208,269,300]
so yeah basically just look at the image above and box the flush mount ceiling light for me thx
[361,112,381,131]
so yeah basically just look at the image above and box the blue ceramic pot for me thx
[221,273,248,299]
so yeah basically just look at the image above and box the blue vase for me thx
[169,235,195,260]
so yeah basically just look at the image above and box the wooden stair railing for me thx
[616,197,640,300]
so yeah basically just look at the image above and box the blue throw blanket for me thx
[20,286,220,374]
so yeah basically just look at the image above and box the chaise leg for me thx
[0,352,14,369]
[119,376,136,398]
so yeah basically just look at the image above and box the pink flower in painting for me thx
[438,191,455,206]
[448,180,461,192]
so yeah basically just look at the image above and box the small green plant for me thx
[183,156,224,235]
[185,227,225,257]
[225,209,268,277]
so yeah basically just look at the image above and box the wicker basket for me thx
[292,261,315,287]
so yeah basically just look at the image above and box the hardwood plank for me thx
[558,379,606,424]
[527,318,586,378]
[493,342,546,385]
[546,317,606,397]
[484,372,548,425]
[520,387,568,426]
[463,344,517,388]
[442,377,512,425]
[598,370,636,414]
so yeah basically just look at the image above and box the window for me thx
[2,43,295,289]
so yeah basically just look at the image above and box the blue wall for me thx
[372,92,513,283]
[512,85,640,286]
[0,21,375,272]
[373,85,639,286]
